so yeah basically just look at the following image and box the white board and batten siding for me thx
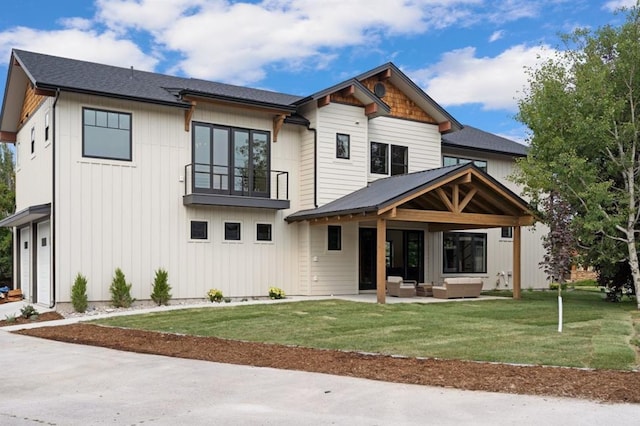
[55,94,302,302]
[315,103,368,206]
[368,116,441,181]
[307,222,359,295]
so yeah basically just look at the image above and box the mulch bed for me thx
[0,311,64,327]
[15,323,640,404]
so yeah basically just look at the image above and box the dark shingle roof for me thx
[286,164,465,221]
[13,49,303,109]
[442,125,528,157]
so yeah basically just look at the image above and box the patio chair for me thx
[386,276,417,297]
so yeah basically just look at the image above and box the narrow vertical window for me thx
[336,133,350,159]
[370,142,388,174]
[390,145,408,175]
[45,112,50,142]
[328,225,342,251]
[30,127,35,154]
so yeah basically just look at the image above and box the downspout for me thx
[306,124,318,208]
[49,89,60,309]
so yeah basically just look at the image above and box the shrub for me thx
[4,314,16,323]
[207,288,223,303]
[268,286,285,299]
[71,273,88,313]
[150,268,172,306]
[110,268,135,308]
[596,262,636,302]
[549,282,567,291]
[20,304,39,319]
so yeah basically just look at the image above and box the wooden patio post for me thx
[376,218,387,304]
[513,225,522,300]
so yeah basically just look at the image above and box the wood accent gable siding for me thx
[360,77,437,124]
[19,84,48,127]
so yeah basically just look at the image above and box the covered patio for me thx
[286,163,536,303]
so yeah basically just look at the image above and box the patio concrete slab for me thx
[0,330,638,425]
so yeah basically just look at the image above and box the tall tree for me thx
[514,6,640,309]
[0,143,15,283]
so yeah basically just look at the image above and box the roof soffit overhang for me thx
[0,53,31,134]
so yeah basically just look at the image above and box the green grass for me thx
[94,290,639,370]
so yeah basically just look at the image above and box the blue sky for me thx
[0,0,635,143]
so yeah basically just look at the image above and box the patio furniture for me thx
[416,284,433,297]
[386,276,417,297]
[432,277,483,299]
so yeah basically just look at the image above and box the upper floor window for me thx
[44,112,49,142]
[391,145,408,175]
[83,107,132,161]
[30,127,35,155]
[192,123,269,198]
[336,133,350,159]
[443,232,487,274]
[371,142,408,175]
[443,156,487,172]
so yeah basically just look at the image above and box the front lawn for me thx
[94,290,639,370]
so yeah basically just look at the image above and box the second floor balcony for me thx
[183,163,290,210]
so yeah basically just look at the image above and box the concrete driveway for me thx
[0,330,638,425]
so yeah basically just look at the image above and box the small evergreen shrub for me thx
[150,268,172,306]
[20,304,39,319]
[207,288,223,303]
[110,268,135,308]
[71,273,88,313]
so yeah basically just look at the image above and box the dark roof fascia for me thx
[35,82,191,109]
[293,79,391,114]
[354,63,462,131]
[0,203,51,228]
[285,206,376,223]
[441,142,528,158]
[181,90,297,113]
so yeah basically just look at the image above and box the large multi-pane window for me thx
[443,156,487,172]
[83,107,132,161]
[443,232,487,273]
[193,123,269,197]
[371,142,408,175]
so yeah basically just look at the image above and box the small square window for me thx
[225,222,241,241]
[190,221,208,240]
[336,133,350,159]
[501,227,513,239]
[328,225,341,251]
[256,223,272,241]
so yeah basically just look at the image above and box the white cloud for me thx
[489,30,505,42]
[0,27,158,71]
[603,0,636,12]
[409,44,557,111]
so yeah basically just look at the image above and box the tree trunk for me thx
[627,236,640,309]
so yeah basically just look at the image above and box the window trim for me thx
[336,133,350,159]
[190,220,209,241]
[224,221,242,242]
[442,232,487,274]
[82,107,132,161]
[328,225,342,251]
[256,223,273,242]
[370,142,389,175]
[443,155,487,172]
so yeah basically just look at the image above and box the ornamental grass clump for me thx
[207,288,223,303]
[150,268,172,306]
[71,273,88,313]
[110,268,135,308]
[268,286,285,299]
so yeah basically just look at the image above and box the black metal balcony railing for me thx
[183,163,290,210]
